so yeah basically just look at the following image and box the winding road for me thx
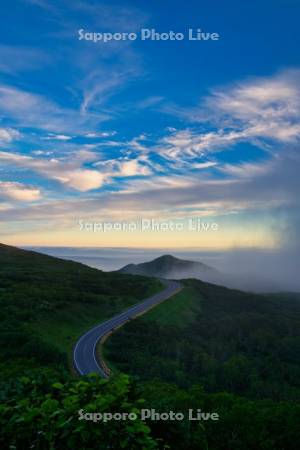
[73,279,182,377]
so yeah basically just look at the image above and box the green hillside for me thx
[0,243,162,376]
[105,279,300,401]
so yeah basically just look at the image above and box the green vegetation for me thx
[142,285,202,327]
[0,243,162,376]
[1,244,300,449]
[138,380,300,450]
[103,279,300,448]
[106,279,300,401]
[0,373,159,449]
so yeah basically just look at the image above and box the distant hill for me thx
[118,253,293,292]
[119,254,220,282]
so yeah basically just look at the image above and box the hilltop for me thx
[119,254,220,281]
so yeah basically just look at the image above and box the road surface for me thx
[73,279,182,377]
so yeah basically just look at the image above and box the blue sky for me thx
[0,0,300,248]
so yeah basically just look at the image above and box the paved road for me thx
[73,279,182,377]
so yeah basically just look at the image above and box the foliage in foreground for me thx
[1,370,300,450]
[0,372,158,450]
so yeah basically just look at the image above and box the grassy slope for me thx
[0,243,162,375]
[104,279,300,401]
[102,281,207,371]
[142,284,201,327]
[129,279,300,327]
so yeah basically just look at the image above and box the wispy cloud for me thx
[42,134,73,141]
[3,150,299,224]
[136,96,164,109]
[94,157,152,178]
[0,1,147,134]
[160,70,300,159]
[0,84,108,133]
[0,127,21,143]
[0,181,41,202]
[0,150,104,192]
[85,131,117,138]
[0,45,51,75]
[0,147,154,194]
